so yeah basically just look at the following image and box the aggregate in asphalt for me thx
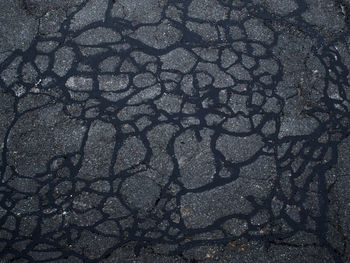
[0,0,350,262]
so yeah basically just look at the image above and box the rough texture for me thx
[0,0,350,262]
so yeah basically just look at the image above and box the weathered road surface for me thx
[0,0,350,262]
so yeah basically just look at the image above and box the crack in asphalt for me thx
[0,0,350,262]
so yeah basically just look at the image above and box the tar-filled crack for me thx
[0,0,349,262]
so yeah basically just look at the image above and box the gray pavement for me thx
[0,0,350,262]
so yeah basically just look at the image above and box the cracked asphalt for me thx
[0,0,350,262]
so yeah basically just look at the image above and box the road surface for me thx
[0,0,350,262]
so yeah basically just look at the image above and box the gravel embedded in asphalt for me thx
[0,0,350,262]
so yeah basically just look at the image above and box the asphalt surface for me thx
[0,0,350,262]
